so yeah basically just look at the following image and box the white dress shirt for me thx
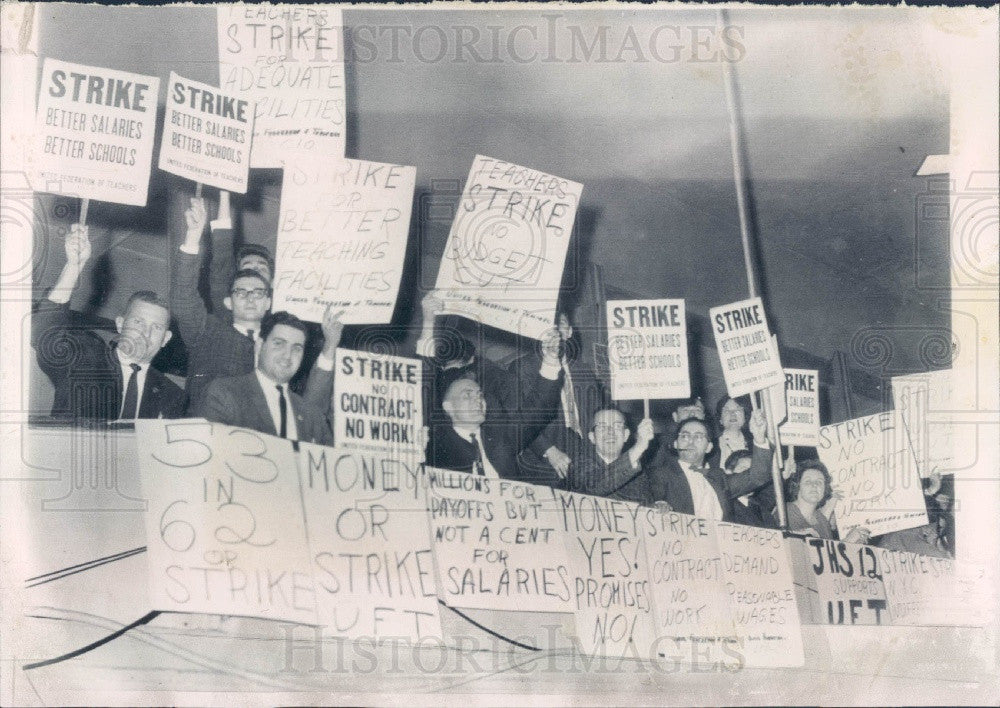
[116,353,149,420]
[678,459,724,521]
[453,426,500,479]
[255,370,299,441]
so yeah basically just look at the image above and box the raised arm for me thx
[170,197,210,345]
[723,409,775,498]
[207,190,235,317]
[570,418,654,497]
[302,305,344,413]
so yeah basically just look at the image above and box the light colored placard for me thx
[217,5,345,166]
[32,58,159,206]
[643,511,740,667]
[435,155,583,340]
[299,443,441,641]
[710,297,784,397]
[427,468,573,613]
[158,71,254,193]
[779,368,820,446]
[605,299,690,401]
[878,548,991,627]
[795,537,889,625]
[550,489,656,658]
[818,411,928,537]
[892,369,972,478]
[332,348,423,459]
[273,158,416,324]
[714,522,804,668]
[136,419,317,624]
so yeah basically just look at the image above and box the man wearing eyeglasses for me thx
[562,408,655,502]
[172,198,340,412]
[645,409,773,521]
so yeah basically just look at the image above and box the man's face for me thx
[256,323,305,385]
[589,409,629,460]
[797,468,827,505]
[115,300,172,364]
[226,275,271,323]
[675,420,712,466]
[442,378,486,427]
[673,400,705,423]
[239,254,272,282]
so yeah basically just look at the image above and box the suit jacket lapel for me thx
[667,456,696,516]
[248,375,278,436]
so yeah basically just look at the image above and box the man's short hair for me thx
[591,406,628,430]
[438,368,478,403]
[125,290,169,313]
[724,448,753,472]
[674,396,704,411]
[674,416,710,441]
[237,243,274,270]
[229,267,271,293]
[260,311,308,342]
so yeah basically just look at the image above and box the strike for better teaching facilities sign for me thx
[605,299,690,401]
[158,72,254,193]
[435,155,583,341]
[711,297,784,397]
[33,58,159,206]
[217,5,345,166]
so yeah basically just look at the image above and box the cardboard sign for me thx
[427,470,573,613]
[299,443,441,641]
[878,548,989,627]
[714,523,803,668]
[551,489,656,658]
[136,420,317,624]
[710,297,784,397]
[643,512,740,667]
[217,5,345,166]
[332,349,424,459]
[435,155,583,340]
[794,538,889,625]
[158,72,254,193]
[273,158,416,323]
[779,368,820,446]
[32,58,159,206]
[605,299,690,401]
[892,369,970,478]
[818,412,928,537]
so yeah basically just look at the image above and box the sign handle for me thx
[760,391,788,529]
[78,198,89,225]
[786,445,796,479]
[749,392,760,411]
[194,182,203,199]
[643,399,650,419]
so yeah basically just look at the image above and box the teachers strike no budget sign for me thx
[33,59,159,206]
[435,155,583,340]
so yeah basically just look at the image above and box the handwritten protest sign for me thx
[779,369,820,446]
[551,489,656,658]
[879,548,990,627]
[299,443,440,641]
[333,349,423,458]
[710,297,783,397]
[136,420,317,624]
[605,299,690,401]
[435,156,583,340]
[818,412,927,537]
[158,72,253,193]
[32,59,159,206]
[643,512,739,667]
[217,5,345,166]
[427,469,573,613]
[792,538,889,625]
[273,159,416,323]
[714,523,803,667]
[892,369,971,478]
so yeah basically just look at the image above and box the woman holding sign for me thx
[782,461,871,543]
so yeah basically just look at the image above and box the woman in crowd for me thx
[781,460,871,543]
[714,395,752,466]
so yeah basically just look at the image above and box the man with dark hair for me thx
[172,198,340,412]
[645,411,774,521]
[32,224,186,421]
[200,311,332,444]
[563,407,654,502]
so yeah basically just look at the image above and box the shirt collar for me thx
[453,425,482,443]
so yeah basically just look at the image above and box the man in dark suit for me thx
[563,408,654,503]
[172,198,340,414]
[199,311,332,445]
[645,409,774,522]
[32,224,186,422]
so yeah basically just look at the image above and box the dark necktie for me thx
[120,363,141,419]
[469,432,485,476]
[246,329,255,343]
[276,385,287,438]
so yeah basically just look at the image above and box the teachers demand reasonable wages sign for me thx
[158,72,254,193]
[606,299,690,401]
[710,297,784,397]
[435,155,583,340]
[33,59,159,206]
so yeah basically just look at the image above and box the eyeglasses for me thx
[677,431,708,441]
[594,423,627,433]
[231,287,269,301]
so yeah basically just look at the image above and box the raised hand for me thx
[64,223,91,271]
[543,446,572,479]
[749,408,768,445]
[320,305,346,356]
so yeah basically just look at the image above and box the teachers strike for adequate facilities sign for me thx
[605,299,690,401]
[158,72,254,193]
[217,5,345,166]
[33,58,159,206]
[435,155,583,341]
[273,158,416,324]
[710,297,784,397]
